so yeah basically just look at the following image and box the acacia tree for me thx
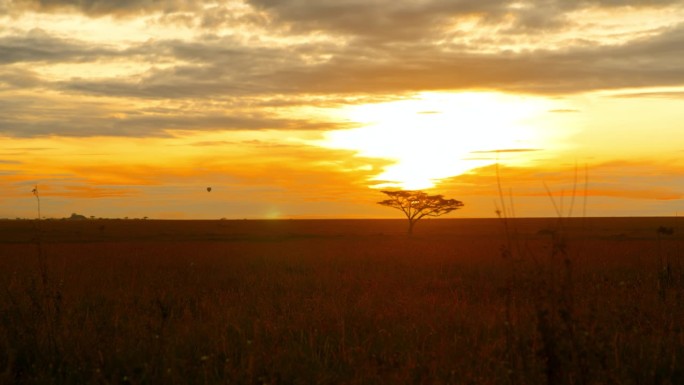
[378,190,464,235]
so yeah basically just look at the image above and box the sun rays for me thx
[317,92,555,190]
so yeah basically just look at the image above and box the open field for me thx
[1,218,683,384]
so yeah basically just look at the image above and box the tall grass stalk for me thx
[32,186,47,287]
[656,226,674,301]
[28,186,63,364]
[495,157,525,385]
[496,162,598,385]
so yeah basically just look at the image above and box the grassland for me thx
[0,217,682,384]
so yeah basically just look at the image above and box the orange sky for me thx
[1,0,683,219]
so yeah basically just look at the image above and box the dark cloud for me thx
[12,0,680,35]
[2,1,684,138]
[11,0,201,16]
[249,39,682,95]
[0,67,43,88]
[246,0,681,38]
[247,0,508,42]
[41,23,683,100]
[0,110,346,137]
[0,94,349,137]
[48,35,334,98]
[0,28,129,65]
[4,3,684,95]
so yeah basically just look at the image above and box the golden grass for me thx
[0,218,682,384]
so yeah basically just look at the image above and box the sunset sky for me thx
[1,0,683,219]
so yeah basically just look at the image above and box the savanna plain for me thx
[0,217,682,385]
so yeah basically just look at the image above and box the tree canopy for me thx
[378,190,464,235]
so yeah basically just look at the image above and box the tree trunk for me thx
[407,219,415,236]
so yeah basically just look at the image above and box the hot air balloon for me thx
[207,187,212,192]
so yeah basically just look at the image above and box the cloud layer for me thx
[1,0,684,137]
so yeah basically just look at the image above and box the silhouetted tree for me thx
[378,190,464,235]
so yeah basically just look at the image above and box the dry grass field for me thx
[0,217,682,384]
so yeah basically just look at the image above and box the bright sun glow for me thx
[318,92,555,190]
